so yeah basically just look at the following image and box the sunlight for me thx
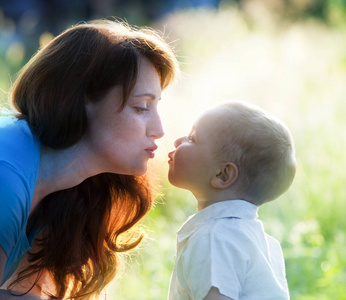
[1,3,346,298]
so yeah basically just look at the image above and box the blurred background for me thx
[1,0,346,299]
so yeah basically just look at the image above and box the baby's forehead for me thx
[193,108,234,149]
[195,107,233,130]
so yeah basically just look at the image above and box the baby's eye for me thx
[187,135,195,143]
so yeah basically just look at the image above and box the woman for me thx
[0,19,179,299]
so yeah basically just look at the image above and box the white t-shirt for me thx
[168,200,289,300]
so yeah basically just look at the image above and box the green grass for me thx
[1,5,346,300]
[108,7,346,300]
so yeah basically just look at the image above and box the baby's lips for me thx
[168,150,175,161]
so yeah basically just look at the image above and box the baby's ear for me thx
[211,162,238,189]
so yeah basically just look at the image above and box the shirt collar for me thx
[177,200,259,243]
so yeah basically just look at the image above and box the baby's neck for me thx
[194,189,241,211]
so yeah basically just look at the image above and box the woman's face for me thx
[85,57,164,176]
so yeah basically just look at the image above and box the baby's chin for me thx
[167,170,175,185]
[167,174,183,189]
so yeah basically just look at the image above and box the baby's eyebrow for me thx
[188,128,196,136]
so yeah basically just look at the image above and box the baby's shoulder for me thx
[190,217,254,247]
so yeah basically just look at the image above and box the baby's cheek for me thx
[175,152,189,166]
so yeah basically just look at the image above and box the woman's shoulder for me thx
[0,116,40,170]
[0,115,36,143]
[0,289,51,300]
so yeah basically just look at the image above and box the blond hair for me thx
[215,101,296,206]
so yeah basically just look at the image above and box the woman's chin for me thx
[107,162,148,177]
[130,165,148,177]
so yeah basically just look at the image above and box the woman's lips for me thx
[145,145,158,159]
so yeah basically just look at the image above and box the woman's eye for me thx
[134,106,150,113]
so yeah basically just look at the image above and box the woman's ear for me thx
[211,162,238,189]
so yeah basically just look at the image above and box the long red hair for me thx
[9,20,179,298]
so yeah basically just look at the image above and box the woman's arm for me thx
[0,245,7,286]
[203,287,234,300]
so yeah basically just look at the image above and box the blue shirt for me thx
[0,116,41,284]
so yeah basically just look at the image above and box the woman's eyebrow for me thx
[132,93,161,100]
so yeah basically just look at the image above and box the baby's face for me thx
[168,108,225,194]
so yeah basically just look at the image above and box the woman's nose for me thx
[174,136,185,148]
[148,111,165,139]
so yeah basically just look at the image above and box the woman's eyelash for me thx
[134,107,150,113]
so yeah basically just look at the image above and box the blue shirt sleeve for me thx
[0,161,28,257]
[0,117,40,284]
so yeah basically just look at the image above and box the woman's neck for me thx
[31,140,99,216]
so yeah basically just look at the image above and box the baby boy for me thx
[167,101,296,300]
